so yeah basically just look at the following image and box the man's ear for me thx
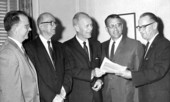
[39,24,43,29]
[74,25,79,32]
[153,22,158,29]
[105,27,109,33]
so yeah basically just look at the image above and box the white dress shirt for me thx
[76,35,91,61]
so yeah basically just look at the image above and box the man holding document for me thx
[116,12,170,102]
[101,14,144,102]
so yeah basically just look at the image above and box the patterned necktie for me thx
[110,42,115,59]
[83,42,89,60]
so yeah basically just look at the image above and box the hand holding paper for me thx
[92,68,105,78]
[115,69,132,79]
[100,57,127,74]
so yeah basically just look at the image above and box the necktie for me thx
[47,41,55,67]
[145,42,149,52]
[144,42,149,57]
[110,42,115,59]
[83,42,89,60]
[21,46,28,59]
[21,46,32,67]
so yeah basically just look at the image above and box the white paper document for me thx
[100,57,127,73]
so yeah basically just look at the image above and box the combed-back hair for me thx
[104,14,122,26]
[3,10,27,32]
[140,12,158,22]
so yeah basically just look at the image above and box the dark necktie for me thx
[83,42,89,60]
[110,42,115,59]
[145,42,149,52]
[144,42,149,57]
[47,41,55,67]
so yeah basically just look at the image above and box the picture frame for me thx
[119,13,136,39]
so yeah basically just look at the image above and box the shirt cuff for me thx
[60,86,66,99]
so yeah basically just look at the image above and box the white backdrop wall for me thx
[33,0,170,44]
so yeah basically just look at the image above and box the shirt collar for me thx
[110,35,122,45]
[8,37,22,49]
[76,35,89,47]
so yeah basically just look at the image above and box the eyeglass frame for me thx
[136,22,155,31]
[40,21,57,26]
[106,23,123,29]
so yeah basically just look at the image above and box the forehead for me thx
[138,15,153,25]
[42,14,55,21]
[107,18,122,24]
[78,16,92,24]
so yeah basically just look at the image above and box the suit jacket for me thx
[64,37,102,102]
[132,34,170,102]
[24,36,72,102]
[101,37,144,102]
[0,38,39,102]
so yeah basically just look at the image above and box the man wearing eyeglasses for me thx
[116,12,170,102]
[24,12,72,102]
[101,14,144,102]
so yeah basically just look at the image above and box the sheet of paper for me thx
[100,57,127,73]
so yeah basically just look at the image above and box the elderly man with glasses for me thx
[24,12,72,102]
[117,12,170,102]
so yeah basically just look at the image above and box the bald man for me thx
[24,12,72,102]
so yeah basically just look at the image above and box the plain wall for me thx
[33,0,170,44]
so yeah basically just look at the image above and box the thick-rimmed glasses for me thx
[107,23,122,29]
[40,21,56,26]
[136,22,155,31]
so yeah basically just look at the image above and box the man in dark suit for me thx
[101,14,144,102]
[64,12,104,102]
[24,12,72,102]
[117,12,170,102]
[0,10,40,102]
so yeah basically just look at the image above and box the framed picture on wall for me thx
[119,13,136,39]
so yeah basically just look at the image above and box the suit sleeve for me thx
[132,43,170,87]
[133,41,144,71]
[62,45,72,94]
[0,49,24,102]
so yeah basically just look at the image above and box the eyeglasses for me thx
[136,22,155,31]
[107,23,122,29]
[40,21,56,26]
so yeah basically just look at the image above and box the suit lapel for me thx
[72,37,90,62]
[103,40,110,58]
[89,40,93,61]
[36,37,55,71]
[145,35,161,59]
[114,37,126,59]
[8,38,37,79]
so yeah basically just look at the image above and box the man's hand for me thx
[115,69,132,79]
[92,68,105,78]
[92,79,103,91]
[53,94,64,102]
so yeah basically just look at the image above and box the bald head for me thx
[37,12,55,28]
[72,12,91,26]
[37,12,57,39]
